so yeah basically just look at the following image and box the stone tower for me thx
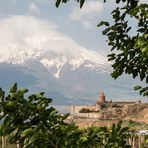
[96,91,105,105]
[95,91,106,111]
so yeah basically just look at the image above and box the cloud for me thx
[0,15,107,65]
[69,1,103,28]
[29,2,41,14]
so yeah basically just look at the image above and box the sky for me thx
[0,0,147,101]
[0,0,121,57]
[0,0,147,57]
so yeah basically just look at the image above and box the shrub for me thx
[0,84,131,147]
[79,108,94,113]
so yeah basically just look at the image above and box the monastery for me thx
[71,92,142,119]
[71,92,113,114]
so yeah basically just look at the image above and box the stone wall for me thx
[123,103,144,116]
[73,113,101,119]
[71,102,144,119]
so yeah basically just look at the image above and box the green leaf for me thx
[21,128,33,137]
[55,0,61,7]
[62,113,69,120]
[126,27,131,32]
[0,88,5,100]
[18,89,28,94]
[116,0,121,4]
[97,21,109,27]
[6,101,16,107]
[10,83,17,93]
[102,28,110,35]
[28,134,39,145]
[8,134,16,144]
[139,87,148,95]
[133,69,138,78]
[80,0,85,8]
[140,72,145,81]
[134,85,142,90]
[119,127,129,136]
[80,136,88,142]
[50,108,58,116]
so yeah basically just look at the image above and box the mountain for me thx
[0,16,145,105]
[0,46,113,103]
[0,40,111,79]
[0,15,111,77]
[0,58,144,105]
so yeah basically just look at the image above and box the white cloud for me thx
[0,15,108,65]
[69,1,103,28]
[29,2,41,14]
[83,21,93,29]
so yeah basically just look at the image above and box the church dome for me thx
[96,91,105,105]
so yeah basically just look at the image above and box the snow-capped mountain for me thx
[40,49,110,78]
[0,15,110,78]
[0,15,145,104]
[0,44,110,78]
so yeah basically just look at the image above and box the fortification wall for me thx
[71,102,143,119]
[73,112,101,119]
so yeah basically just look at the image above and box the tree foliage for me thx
[79,107,94,113]
[55,0,148,97]
[0,84,130,147]
[0,83,74,147]
[98,0,148,97]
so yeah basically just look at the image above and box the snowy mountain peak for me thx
[0,15,111,78]
[40,48,110,78]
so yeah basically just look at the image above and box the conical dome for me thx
[100,91,105,97]
[96,91,105,105]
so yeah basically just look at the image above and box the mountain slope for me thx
[0,15,145,104]
[0,15,111,78]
